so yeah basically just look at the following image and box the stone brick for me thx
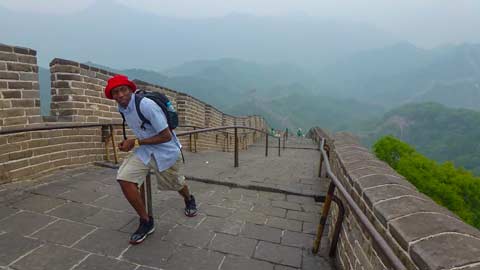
[374,196,452,227]
[163,245,224,270]
[286,210,319,223]
[281,230,314,249]
[0,52,17,61]
[51,65,81,74]
[0,44,13,52]
[390,212,480,251]
[31,219,95,246]
[18,72,38,81]
[164,225,214,248]
[7,62,33,72]
[8,81,33,90]
[410,234,480,270]
[266,217,302,232]
[0,211,56,235]
[12,244,87,270]
[83,209,135,230]
[75,255,137,270]
[73,229,131,257]
[0,71,19,80]
[11,194,65,213]
[50,58,79,67]
[272,200,302,211]
[210,233,257,256]
[221,255,274,270]
[0,232,42,266]
[241,222,282,243]
[254,241,302,268]
[23,90,39,98]
[2,90,22,99]
[48,202,101,222]
[17,55,37,64]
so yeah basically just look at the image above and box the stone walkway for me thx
[0,137,334,270]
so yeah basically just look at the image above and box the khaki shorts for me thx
[117,153,185,191]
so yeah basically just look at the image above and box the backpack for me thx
[120,90,178,140]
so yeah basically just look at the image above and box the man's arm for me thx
[118,128,172,152]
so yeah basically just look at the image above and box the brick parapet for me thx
[0,43,40,131]
[326,132,480,270]
[1,46,268,184]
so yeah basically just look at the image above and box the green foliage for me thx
[365,102,480,175]
[373,136,480,228]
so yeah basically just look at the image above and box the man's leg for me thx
[177,184,191,200]
[118,180,149,221]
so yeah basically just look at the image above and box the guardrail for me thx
[309,129,407,270]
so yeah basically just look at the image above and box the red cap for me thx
[104,75,136,99]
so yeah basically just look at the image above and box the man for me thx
[104,75,197,244]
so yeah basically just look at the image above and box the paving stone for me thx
[228,209,267,224]
[197,216,244,235]
[274,265,298,270]
[210,233,257,256]
[216,198,253,210]
[122,230,179,267]
[0,205,18,220]
[83,209,136,230]
[286,195,315,204]
[161,245,224,270]
[90,195,134,213]
[73,228,131,257]
[203,205,235,218]
[57,189,105,204]
[31,184,71,197]
[221,255,274,270]
[266,217,302,232]
[254,241,302,268]
[253,205,286,218]
[11,244,87,270]
[301,203,323,213]
[281,230,314,249]
[241,222,282,243]
[258,191,286,201]
[31,219,95,246]
[302,222,318,235]
[11,194,66,213]
[0,211,55,235]
[74,254,136,270]
[67,180,105,191]
[0,232,42,266]
[272,200,302,211]
[160,209,206,228]
[163,225,214,248]
[96,184,123,196]
[48,202,101,222]
[286,210,318,223]
[302,249,334,270]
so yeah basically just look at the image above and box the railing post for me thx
[145,172,153,216]
[265,134,268,157]
[313,181,336,254]
[283,132,286,150]
[278,137,281,156]
[109,125,118,164]
[234,127,239,167]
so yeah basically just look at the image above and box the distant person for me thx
[296,128,303,137]
[104,75,197,245]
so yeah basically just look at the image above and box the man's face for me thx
[111,86,132,107]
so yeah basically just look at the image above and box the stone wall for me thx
[316,130,480,270]
[0,43,268,184]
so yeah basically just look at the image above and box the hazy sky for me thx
[1,0,479,47]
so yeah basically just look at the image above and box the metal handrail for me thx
[176,125,281,167]
[314,137,406,270]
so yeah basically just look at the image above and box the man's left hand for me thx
[118,139,135,152]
